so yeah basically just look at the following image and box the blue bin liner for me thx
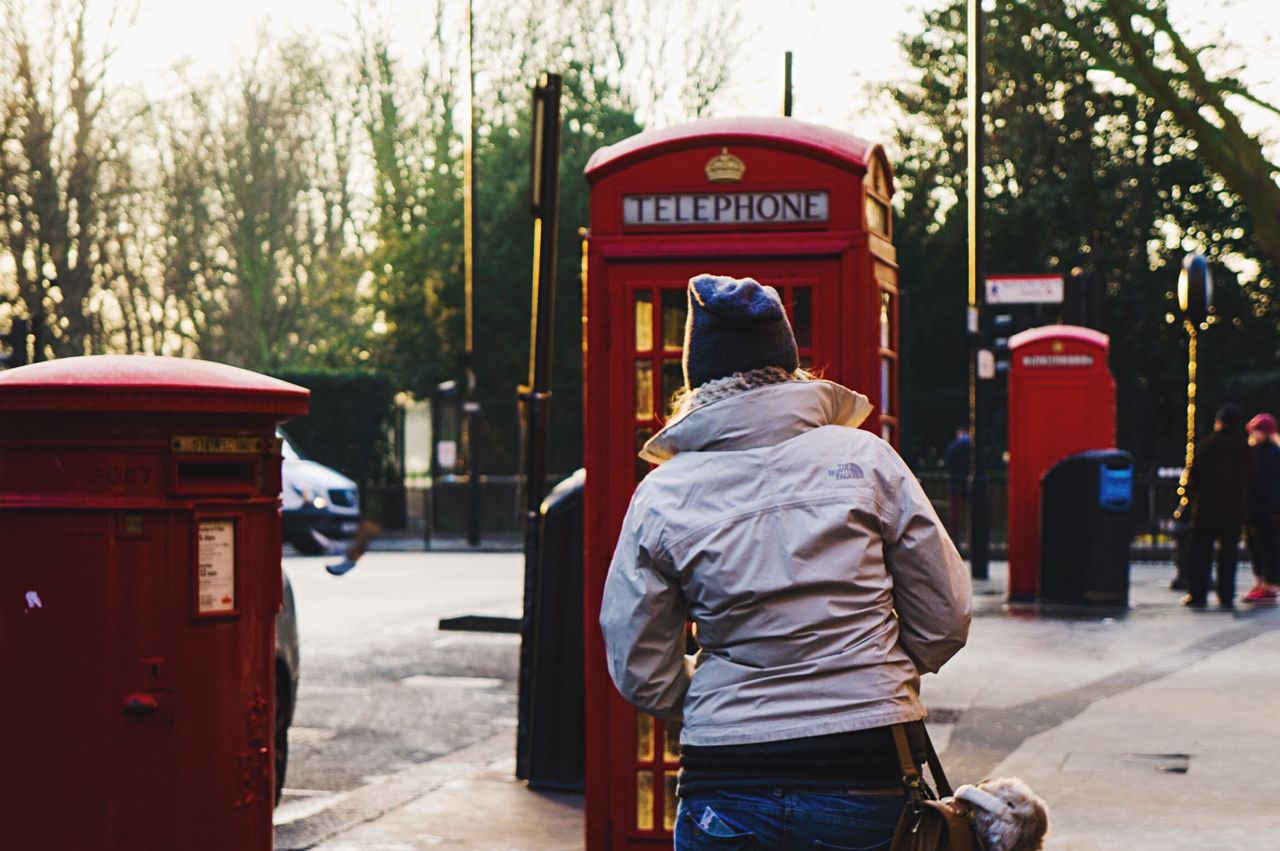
[1098,463,1133,512]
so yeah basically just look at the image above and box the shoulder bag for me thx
[889,723,979,851]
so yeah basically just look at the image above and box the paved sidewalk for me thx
[301,560,1280,850]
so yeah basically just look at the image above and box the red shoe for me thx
[1243,587,1278,603]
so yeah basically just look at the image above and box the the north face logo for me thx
[827,463,865,480]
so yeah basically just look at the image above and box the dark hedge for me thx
[272,370,398,486]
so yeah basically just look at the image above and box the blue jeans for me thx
[675,789,907,850]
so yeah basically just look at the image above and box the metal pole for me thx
[516,72,562,781]
[463,0,482,546]
[783,51,793,117]
[967,0,990,580]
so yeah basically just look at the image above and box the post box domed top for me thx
[585,117,876,181]
[0,355,309,416]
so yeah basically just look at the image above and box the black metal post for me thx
[783,52,793,117]
[516,72,562,781]
[462,0,482,547]
[967,0,990,580]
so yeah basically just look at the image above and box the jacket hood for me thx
[640,380,873,464]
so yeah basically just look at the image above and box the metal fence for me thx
[363,474,562,545]
[916,470,1181,560]
[363,469,1184,558]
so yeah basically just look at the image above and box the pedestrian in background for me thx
[1243,412,1280,604]
[600,274,971,850]
[1183,404,1255,610]
[943,426,972,539]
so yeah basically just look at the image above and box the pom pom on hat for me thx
[683,274,799,389]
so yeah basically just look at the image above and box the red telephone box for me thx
[581,117,899,849]
[1006,326,1115,600]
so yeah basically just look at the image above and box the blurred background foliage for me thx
[2,0,1278,479]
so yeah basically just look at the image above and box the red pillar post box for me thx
[1006,326,1115,600]
[0,356,308,851]
[581,117,900,850]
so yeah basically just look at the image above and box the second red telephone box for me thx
[581,117,900,850]
[1006,325,1116,600]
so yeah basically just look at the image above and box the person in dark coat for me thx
[1184,404,1256,609]
[943,427,972,537]
[1243,413,1280,603]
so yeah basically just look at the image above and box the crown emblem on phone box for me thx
[705,148,746,183]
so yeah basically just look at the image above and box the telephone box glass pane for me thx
[792,288,812,349]
[636,771,656,830]
[663,774,679,830]
[662,289,687,350]
[663,361,684,412]
[866,196,889,235]
[635,291,654,351]
[880,291,892,349]
[636,428,653,483]
[881,358,893,416]
[662,720,681,761]
[636,360,654,419]
[636,712,655,761]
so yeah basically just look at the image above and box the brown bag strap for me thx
[891,724,925,802]
[892,723,955,800]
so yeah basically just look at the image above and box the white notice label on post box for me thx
[198,520,236,615]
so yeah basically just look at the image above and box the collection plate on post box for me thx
[197,519,237,616]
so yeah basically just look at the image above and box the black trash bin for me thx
[1039,449,1134,606]
[516,469,585,791]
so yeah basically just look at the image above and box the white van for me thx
[280,430,361,554]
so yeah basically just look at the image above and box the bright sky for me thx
[105,0,913,143]
[103,0,1280,146]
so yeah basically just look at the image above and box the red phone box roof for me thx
[586,117,879,180]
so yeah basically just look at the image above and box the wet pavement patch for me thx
[1061,752,1190,774]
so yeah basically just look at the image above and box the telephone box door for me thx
[597,258,846,844]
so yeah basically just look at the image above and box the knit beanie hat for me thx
[1247,413,1277,437]
[683,274,799,390]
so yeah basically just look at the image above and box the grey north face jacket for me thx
[600,380,971,747]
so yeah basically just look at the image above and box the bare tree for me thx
[479,0,744,127]
[156,38,365,371]
[0,0,138,357]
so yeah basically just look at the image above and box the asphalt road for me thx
[273,549,527,849]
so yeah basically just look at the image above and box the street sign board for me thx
[985,274,1064,304]
[977,348,995,379]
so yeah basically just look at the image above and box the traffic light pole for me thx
[967,0,990,579]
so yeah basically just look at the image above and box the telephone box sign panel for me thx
[197,520,236,615]
[623,190,829,226]
[1021,353,1095,368]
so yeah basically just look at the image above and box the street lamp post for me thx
[1170,253,1212,589]
[967,0,990,579]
